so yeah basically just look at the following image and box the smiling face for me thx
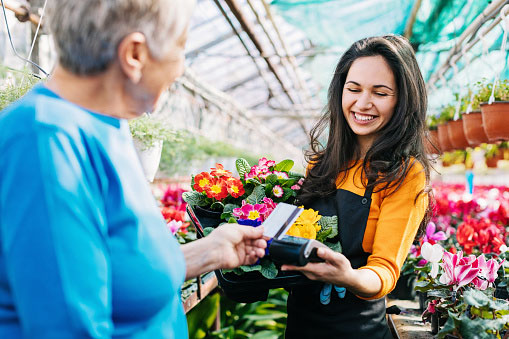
[342,55,398,153]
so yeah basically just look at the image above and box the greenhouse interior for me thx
[1,0,509,338]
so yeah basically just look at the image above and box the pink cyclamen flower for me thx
[439,251,481,290]
[167,220,183,235]
[427,299,439,314]
[273,185,284,198]
[422,222,447,243]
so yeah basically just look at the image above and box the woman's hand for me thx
[207,224,267,269]
[182,224,267,279]
[281,247,382,298]
[282,247,355,286]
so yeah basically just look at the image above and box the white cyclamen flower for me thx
[421,242,444,278]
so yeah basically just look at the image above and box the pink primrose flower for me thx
[273,185,284,198]
[233,201,268,221]
[273,171,289,180]
[258,157,276,168]
[291,185,301,190]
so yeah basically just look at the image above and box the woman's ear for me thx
[117,32,149,84]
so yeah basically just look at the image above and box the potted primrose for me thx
[436,104,455,153]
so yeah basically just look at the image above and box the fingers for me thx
[240,225,264,239]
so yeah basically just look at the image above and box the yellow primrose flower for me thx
[286,225,301,237]
[299,223,317,239]
[295,208,321,226]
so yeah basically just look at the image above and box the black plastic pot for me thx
[418,291,427,312]
[495,285,509,300]
[431,311,447,335]
[389,273,416,300]
[216,269,310,303]
[186,205,222,237]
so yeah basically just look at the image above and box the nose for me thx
[355,92,373,110]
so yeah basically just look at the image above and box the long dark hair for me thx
[299,35,432,227]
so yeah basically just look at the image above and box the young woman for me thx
[282,35,431,338]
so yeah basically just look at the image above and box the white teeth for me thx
[354,113,375,121]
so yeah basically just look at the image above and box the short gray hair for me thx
[46,0,195,75]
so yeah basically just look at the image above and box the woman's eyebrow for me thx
[345,81,393,92]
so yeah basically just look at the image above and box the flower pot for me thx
[388,273,416,300]
[486,149,503,168]
[192,205,223,230]
[133,139,163,182]
[447,119,470,150]
[481,101,509,142]
[495,285,509,300]
[425,130,441,154]
[438,123,454,152]
[431,311,448,335]
[418,291,427,312]
[462,111,489,146]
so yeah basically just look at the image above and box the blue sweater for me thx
[0,84,187,338]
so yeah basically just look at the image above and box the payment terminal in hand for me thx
[263,203,327,266]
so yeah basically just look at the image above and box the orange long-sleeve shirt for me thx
[335,160,427,300]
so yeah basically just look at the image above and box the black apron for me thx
[285,185,392,339]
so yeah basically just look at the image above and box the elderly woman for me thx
[0,0,266,338]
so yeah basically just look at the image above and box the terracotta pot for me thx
[486,149,503,168]
[425,129,441,154]
[447,119,470,150]
[462,111,489,146]
[437,123,453,152]
[481,101,509,142]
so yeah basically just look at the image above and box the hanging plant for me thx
[474,79,509,142]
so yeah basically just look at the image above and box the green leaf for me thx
[464,289,509,311]
[203,227,214,236]
[210,201,224,212]
[238,264,263,273]
[316,228,332,243]
[274,159,294,172]
[281,188,293,201]
[236,158,251,179]
[324,240,342,253]
[182,191,208,207]
[221,204,239,220]
[427,289,452,298]
[247,186,266,204]
[260,259,278,279]
[265,174,278,185]
[318,216,338,239]
[265,184,274,196]
[227,217,237,223]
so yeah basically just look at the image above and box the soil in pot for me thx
[462,111,489,146]
[447,119,470,150]
[481,101,509,142]
[438,124,454,152]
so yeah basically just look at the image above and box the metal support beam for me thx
[404,0,422,40]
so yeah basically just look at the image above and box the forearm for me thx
[181,237,220,280]
[343,268,382,298]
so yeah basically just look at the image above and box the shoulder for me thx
[380,158,426,198]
